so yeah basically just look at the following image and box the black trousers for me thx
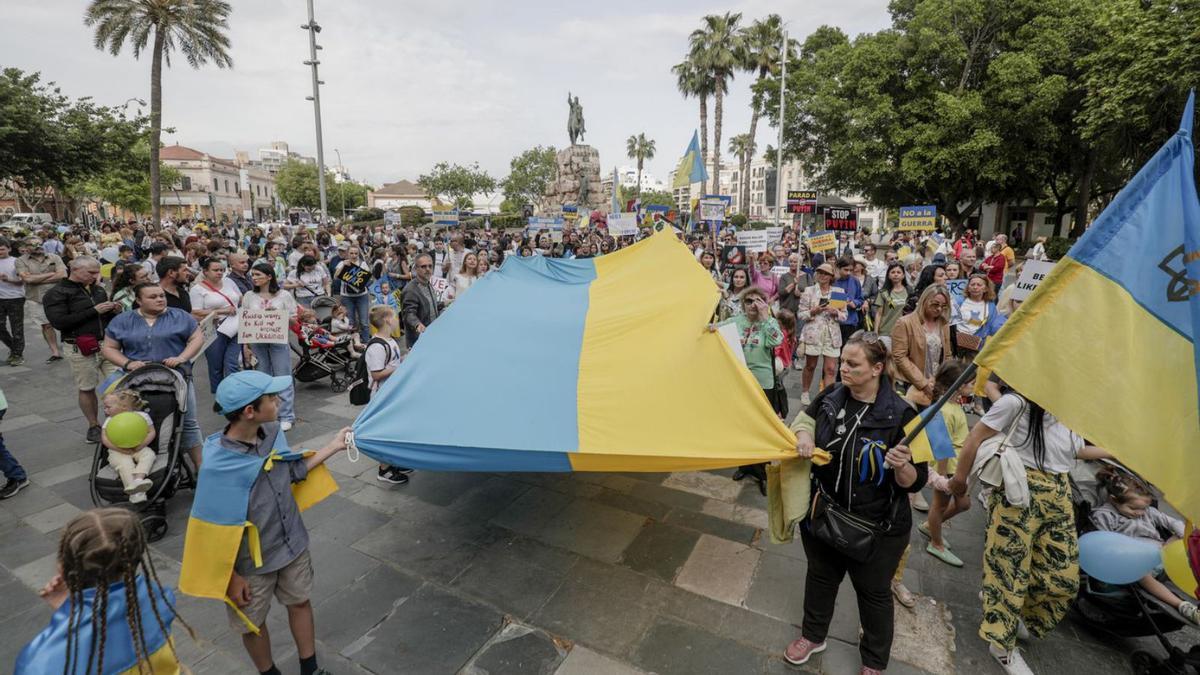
[0,298,25,357]
[800,524,909,669]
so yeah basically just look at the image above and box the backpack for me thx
[349,337,393,406]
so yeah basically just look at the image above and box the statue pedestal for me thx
[543,145,604,214]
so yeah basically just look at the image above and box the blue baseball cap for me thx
[216,371,291,415]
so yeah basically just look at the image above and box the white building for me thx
[256,141,315,177]
[667,155,734,215]
[160,144,277,222]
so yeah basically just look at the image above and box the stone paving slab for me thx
[675,534,761,607]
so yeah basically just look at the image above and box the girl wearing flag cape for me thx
[16,508,194,675]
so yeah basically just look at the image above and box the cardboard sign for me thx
[607,213,638,236]
[806,231,837,253]
[721,245,748,270]
[764,227,785,243]
[1011,260,1055,302]
[898,205,937,231]
[946,279,967,303]
[193,313,221,362]
[335,263,372,291]
[430,277,451,304]
[238,308,289,344]
[736,230,770,252]
[823,206,859,232]
[770,265,791,277]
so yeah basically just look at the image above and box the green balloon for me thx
[106,411,149,449]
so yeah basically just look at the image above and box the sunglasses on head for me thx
[850,330,882,344]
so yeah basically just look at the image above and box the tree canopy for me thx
[418,161,497,210]
[500,146,556,210]
[275,159,332,216]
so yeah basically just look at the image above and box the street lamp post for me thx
[302,0,328,226]
[334,148,346,221]
[773,29,788,229]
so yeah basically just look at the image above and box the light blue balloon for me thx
[1078,531,1162,584]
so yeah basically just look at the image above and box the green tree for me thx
[86,0,234,229]
[84,140,181,216]
[417,161,497,211]
[624,133,656,199]
[638,189,675,209]
[688,12,745,198]
[500,146,556,210]
[275,159,332,216]
[672,58,714,193]
[739,14,791,214]
[333,181,371,217]
[727,133,753,214]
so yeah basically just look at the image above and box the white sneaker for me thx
[800,392,811,405]
[1016,620,1032,641]
[910,491,930,512]
[280,421,293,432]
[1179,601,1200,626]
[989,644,1035,675]
[125,479,151,494]
[128,492,147,504]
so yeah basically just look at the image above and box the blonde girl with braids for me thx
[16,507,194,674]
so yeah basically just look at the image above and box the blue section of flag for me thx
[921,407,956,461]
[687,131,708,183]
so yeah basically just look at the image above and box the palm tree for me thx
[86,0,234,229]
[625,133,657,200]
[727,134,753,214]
[739,15,788,215]
[688,12,744,199]
[672,58,711,194]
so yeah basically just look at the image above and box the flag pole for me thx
[897,362,979,447]
[773,29,788,228]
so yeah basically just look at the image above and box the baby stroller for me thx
[310,295,339,322]
[289,318,356,393]
[89,364,195,542]
[1070,460,1200,674]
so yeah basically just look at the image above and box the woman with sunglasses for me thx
[710,286,783,495]
[797,263,847,405]
[784,331,925,673]
[890,284,952,406]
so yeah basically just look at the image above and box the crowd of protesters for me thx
[0,214,1191,675]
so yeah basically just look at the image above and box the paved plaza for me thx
[0,331,1192,674]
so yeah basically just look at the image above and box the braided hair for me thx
[58,508,194,675]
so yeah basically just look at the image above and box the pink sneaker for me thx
[784,637,827,666]
[860,667,884,674]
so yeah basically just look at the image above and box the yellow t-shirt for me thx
[941,401,969,473]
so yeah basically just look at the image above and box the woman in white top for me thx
[189,256,243,396]
[284,254,330,308]
[450,252,480,303]
[949,385,1109,673]
[241,262,298,430]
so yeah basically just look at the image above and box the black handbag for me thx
[807,481,888,563]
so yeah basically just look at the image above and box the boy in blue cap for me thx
[185,370,348,675]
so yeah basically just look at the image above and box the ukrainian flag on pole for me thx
[974,92,1200,522]
[904,407,957,464]
[672,131,708,189]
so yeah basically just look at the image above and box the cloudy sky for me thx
[4,1,891,188]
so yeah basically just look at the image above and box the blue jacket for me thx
[833,276,864,326]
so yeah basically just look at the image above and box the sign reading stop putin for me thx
[823,206,858,231]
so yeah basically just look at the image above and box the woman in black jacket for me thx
[784,331,927,673]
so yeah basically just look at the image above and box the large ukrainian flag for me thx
[352,230,798,472]
[975,93,1200,522]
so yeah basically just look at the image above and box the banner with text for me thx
[736,230,770,252]
[1011,260,1056,302]
[898,205,937,231]
[787,190,818,214]
[607,213,638,236]
[806,231,837,253]
[823,206,859,232]
[432,209,459,227]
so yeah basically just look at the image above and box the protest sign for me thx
[1011,260,1056,302]
[700,198,727,223]
[431,277,452,304]
[193,313,220,362]
[238,309,289,344]
[898,205,937,231]
[736,230,770,252]
[826,286,849,311]
[770,265,791,277]
[787,190,817,214]
[335,263,372,290]
[823,206,859,231]
[384,211,401,227]
[607,213,638,236]
[806,231,837,253]
[764,227,784,243]
[721,245,747,270]
[433,209,459,227]
[946,279,967,304]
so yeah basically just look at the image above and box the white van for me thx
[4,213,54,227]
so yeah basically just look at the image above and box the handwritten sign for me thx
[193,313,220,362]
[1011,260,1055,302]
[736,230,770,252]
[430,277,451,304]
[770,265,791,277]
[607,213,638,236]
[764,227,785,243]
[238,308,289,344]
[806,231,837,253]
[898,205,938,231]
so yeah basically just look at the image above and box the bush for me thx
[353,207,384,222]
[398,206,427,227]
[729,213,748,228]
[1043,236,1074,261]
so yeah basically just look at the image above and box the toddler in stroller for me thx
[99,390,157,504]
[90,364,194,541]
[290,309,358,392]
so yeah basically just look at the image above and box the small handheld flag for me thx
[904,407,956,464]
